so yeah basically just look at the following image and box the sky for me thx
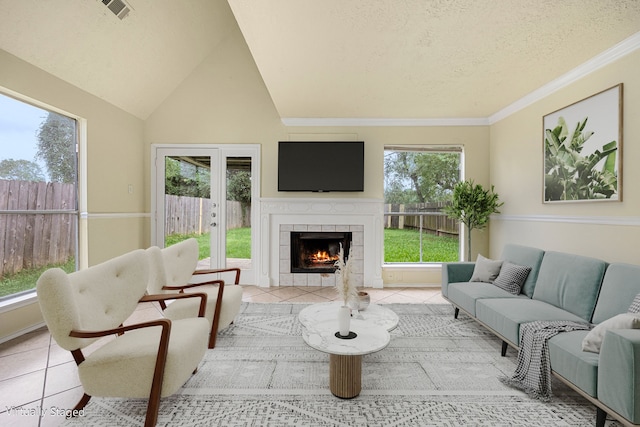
[0,93,50,179]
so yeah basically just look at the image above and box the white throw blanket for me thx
[500,320,592,401]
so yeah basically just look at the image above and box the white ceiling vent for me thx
[100,0,131,20]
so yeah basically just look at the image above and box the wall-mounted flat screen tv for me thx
[278,141,364,192]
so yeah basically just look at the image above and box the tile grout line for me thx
[38,333,54,427]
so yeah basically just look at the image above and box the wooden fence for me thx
[164,195,250,236]
[384,202,459,236]
[0,180,76,278]
[0,188,247,278]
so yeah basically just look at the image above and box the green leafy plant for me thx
[544,116,618,201]
[443,180,503,261]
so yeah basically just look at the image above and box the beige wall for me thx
[144,22,492,284]
[0,49,147,341]
[489,50,640,263]
[4,10,634,341]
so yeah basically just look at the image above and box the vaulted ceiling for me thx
[1,0,639,121]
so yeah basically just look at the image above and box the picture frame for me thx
[543,83,623,203]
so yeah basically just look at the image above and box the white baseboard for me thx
[0,322,46,345]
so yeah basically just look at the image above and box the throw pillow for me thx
[628,293,640,313]
[470,254,503,283]
[492,261,531,295]
[582,313,640,353]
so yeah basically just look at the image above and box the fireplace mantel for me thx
[258,198,384,288]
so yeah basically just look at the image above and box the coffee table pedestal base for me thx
[330,354,362,399]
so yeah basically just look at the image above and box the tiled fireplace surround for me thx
[259,198,384,288]
[279,224,364,287]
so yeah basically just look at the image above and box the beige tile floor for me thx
[0,285,446,427]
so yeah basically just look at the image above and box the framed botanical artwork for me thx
[543,83,623,203]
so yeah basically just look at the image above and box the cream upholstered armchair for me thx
[36,249,209,427]
[146,238,243,349]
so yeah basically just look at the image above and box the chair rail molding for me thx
[493,214,640,227]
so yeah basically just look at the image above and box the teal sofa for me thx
[442,244,640,427]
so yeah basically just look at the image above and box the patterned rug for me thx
[63,303,621,426]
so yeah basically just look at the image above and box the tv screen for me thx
[278,141,364,192]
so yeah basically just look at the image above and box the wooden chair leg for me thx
[208,283,225,349]
[144,319,172,427]
[454,307,459,319]
[208,325,218,349]
[72,393,91,414]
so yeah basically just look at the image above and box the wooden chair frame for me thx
[160,267,241,349]
[67,292,207,427]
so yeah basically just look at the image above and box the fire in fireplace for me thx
[290,231,352,273]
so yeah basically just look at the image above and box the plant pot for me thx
[357,291,370,310]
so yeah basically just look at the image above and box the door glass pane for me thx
[226,157,252,269]
[164,156,211,264]
[0,94,78,300]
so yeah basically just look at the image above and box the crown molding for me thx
[281,117,489,127]
[488,31,640,124]
[281,31,640,128]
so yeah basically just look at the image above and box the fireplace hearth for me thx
[290,231,352,273]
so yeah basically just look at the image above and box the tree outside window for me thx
[383,148,461,263]
[0,94,78,300]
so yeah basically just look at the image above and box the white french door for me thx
[151,144,259,284]
[154,147,222,267]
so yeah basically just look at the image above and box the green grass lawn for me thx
[384,228,459,262]
[165,227,252,259]
[167,227,458,263]
[0,258,75,299]
[1,227,458,298]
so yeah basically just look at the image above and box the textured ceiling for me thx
[229,0,640,120]
[0,0,234,119]
[0,0,639,121]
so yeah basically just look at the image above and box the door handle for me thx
[211,222,217,227]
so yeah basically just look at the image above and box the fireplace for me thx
[290,231,352,273]
[267,200,381,288]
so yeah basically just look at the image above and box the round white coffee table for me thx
[298,301,399,331]
[302,319,390,398]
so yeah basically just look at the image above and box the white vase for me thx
[338,305,351,336]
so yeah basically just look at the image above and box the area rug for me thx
[63,303,621,426]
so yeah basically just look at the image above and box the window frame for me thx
[383,144,465,264]
[0,87,86,311]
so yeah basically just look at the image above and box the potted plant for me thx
[444,180,503,261]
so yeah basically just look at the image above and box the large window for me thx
[0,93,78,300]
[383,146,462,263]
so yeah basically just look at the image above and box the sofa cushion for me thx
[470,254,502,283]
[476,298,587,346]
[492,262,531,295]
[548,331,600,397]
[591,263,640,324]
[532,251,607,322]
[499,244,545,297]
[582,313,640,353]
[441,262,475,297]
[448,282,525,316]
